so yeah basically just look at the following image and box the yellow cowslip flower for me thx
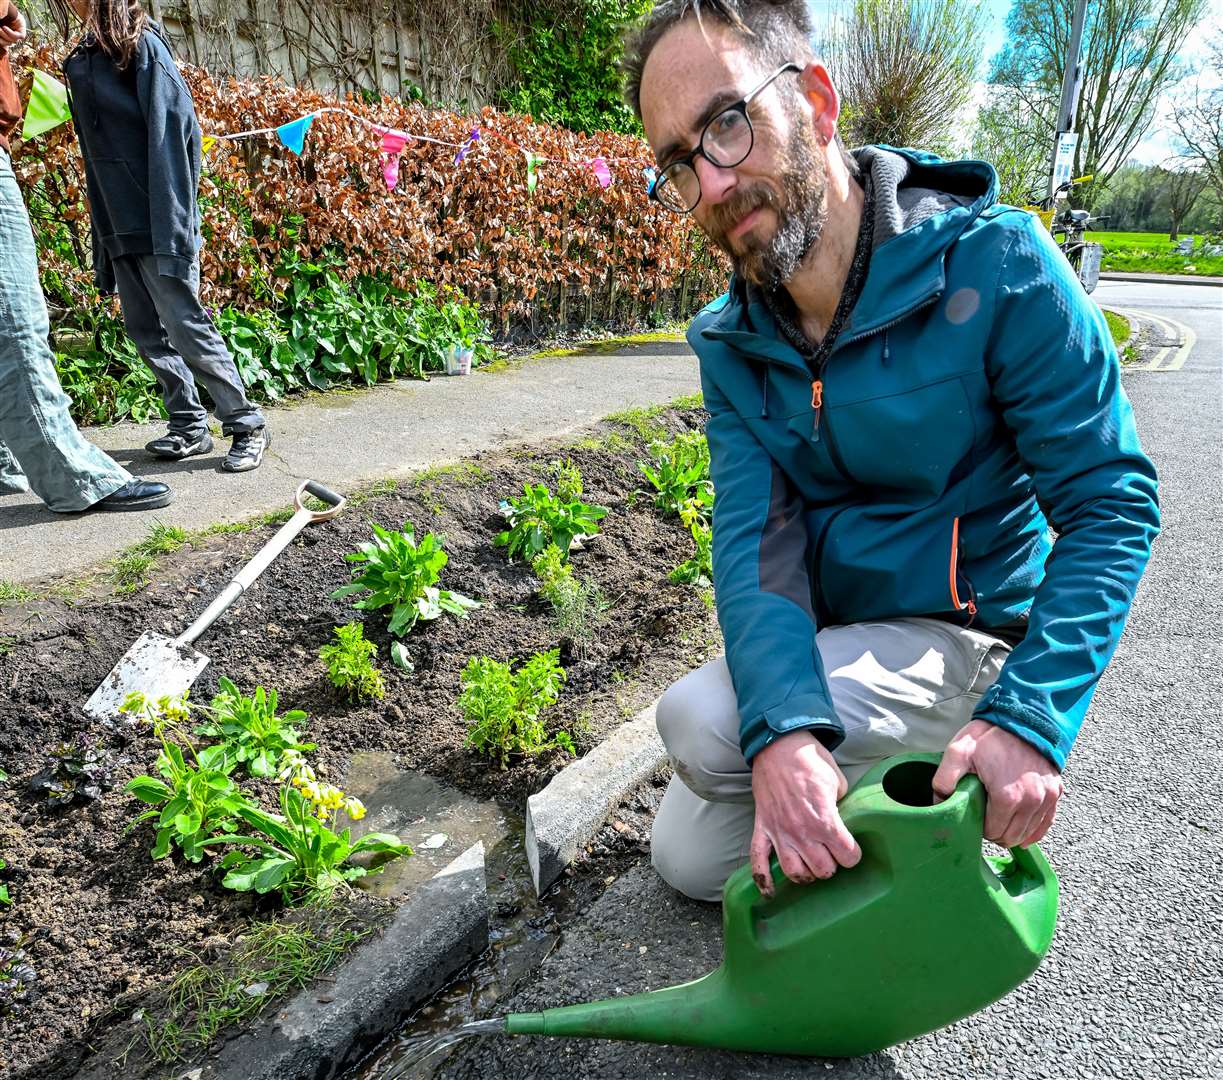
[343,797,367,821]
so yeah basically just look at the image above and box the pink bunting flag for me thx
[588,156,612,189]
[453,128,480,166]
[372,124,416,191]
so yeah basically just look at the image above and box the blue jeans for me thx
[0,148,130,512]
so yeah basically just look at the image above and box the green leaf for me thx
[125,776,172,804]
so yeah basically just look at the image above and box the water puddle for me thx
[341,752,511,897]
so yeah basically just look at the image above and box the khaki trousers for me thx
[651,617,1011,902]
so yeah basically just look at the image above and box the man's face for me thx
[639,20,828,289]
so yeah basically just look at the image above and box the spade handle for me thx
[176,480,346,647]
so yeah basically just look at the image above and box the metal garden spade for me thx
[84,479,346,720]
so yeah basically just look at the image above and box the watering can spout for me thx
[504,973,731,1045]
[504,754,1058,1057]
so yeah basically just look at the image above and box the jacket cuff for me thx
[156,254,194,280]
[972,685,1071,770]
[741,694,845,764]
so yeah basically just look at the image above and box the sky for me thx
[806,0,1221,167]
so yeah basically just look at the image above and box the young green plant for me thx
[459,648,573,768]
[318,621,385,702]
[194,677,315,779]
[495,482,608,563]
[670,489,714,587]
[640,431,712,518]
[532,544,606,647]
[333,523,478,669]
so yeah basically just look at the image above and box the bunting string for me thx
[20,74,655,196]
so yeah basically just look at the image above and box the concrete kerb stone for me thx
[526,703,668,895]
[190,841,488,1080]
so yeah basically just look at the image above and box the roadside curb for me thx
[1099,304,1140,346]
[176,842,488,1080]
[526,703,668,895]
[1100,271,1223,287]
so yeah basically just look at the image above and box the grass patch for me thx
[1102,309,1131,346]
[140,902,373,1063]
[138,523,188,555]
[110,551,156,594]
[413,461,491,512]
[0,580,35,605]
[672,391,704,410]
[604,404,671,444]
[346,478,399,507]
[1090,229,1223,277]
[0,634,17,656]
[531,329,687,359]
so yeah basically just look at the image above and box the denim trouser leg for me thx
[0,149,130,511]
[111,255,264,437]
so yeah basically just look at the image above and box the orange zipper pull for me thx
[811,379,823,440]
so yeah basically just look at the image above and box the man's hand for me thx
[0,8,27,47]
[750,730,861,897]
[932,719,1063,848]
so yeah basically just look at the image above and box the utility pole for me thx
[1047,0,1089,201]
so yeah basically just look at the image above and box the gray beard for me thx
[736,133,828,290]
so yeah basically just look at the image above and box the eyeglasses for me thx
[651,62,801,215]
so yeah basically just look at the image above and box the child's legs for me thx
[112,256,209,438]
[130,257,264,437]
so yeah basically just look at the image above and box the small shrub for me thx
[333,523,479,638]
[0,857,11,906]
[670,491,714,587]
[495,482,608,563]
[195,677,315,779]
[640,431,712,518]
[319,622,386,702]
[550,456,584,503]
[0,942,36,1016]
[460,649,573,768]
[532,544,606,646]
[28,739,119,807]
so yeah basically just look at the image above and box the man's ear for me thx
[797,62,840,145]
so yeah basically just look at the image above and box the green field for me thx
[1086,229,1223,276]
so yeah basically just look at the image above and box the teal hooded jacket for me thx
[691,146,1159,768]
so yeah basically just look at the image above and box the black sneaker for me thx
[146,430,214,460]
[222,427,270,473]
[92,480,173,512]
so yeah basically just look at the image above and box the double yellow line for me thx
[1103,307,1197,371]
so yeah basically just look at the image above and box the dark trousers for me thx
[112,255,264,438]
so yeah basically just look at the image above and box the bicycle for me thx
[1022,175,1105,294]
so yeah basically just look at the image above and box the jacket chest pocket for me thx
[825,374,978,498]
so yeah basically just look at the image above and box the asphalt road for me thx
[440,280,1223,1080]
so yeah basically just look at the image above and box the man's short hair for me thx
[621,0,817,120]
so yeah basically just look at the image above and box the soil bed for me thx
[0,405,718,1080]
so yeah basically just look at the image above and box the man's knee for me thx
[655,661,742,804]
[651,835,723,903]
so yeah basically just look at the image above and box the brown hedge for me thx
[12,41,728,330]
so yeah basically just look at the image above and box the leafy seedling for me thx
[333,523,479,637]
[194,677,315,779]
[318,622,385,702]
[460,648,573,768]
[495,483,608,563]
[28,739,120,808]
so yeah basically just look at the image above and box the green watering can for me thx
[504,753,1059,1056]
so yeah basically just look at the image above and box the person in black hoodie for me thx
[52,0,270,472]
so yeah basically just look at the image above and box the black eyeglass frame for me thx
[650,61,802,214]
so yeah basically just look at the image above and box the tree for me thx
[821,0,987,155]
[1161,163,1208,240]
[972,86,1050,207]
[1170,30,1223,225]
[990,0,1209,209]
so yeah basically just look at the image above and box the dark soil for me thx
[0,406,719,1079]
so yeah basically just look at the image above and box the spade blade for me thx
[83,631,211,721]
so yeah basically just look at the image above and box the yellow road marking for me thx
[1102,307,1195,371]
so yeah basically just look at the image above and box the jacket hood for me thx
[699,145,1000,353]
